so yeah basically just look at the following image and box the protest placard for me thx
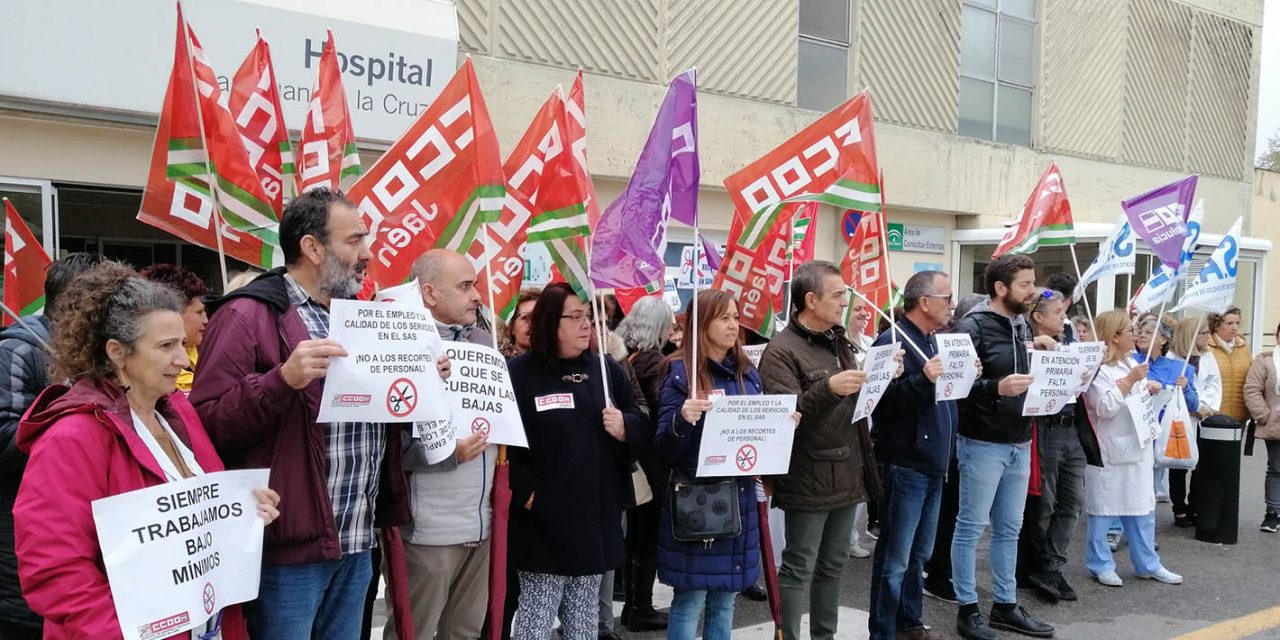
[444,342,528,448]
[1066,341,1106,395]
[92,469,269,640]
[743,344,767,368]
[696,394,798,477]
[317,300,452,425]
[936,333,978,401]
[1023,350,1085,416]
[1125,385,1161,447]
[853,343,900,423]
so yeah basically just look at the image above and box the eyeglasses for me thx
[560,311,595,324]
[922,294,953,304]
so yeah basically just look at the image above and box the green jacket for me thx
[759,316,881,512]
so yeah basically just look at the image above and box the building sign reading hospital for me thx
[0,0,458,143]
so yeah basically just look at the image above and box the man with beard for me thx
[950,254,1054,640]
[191,188,444,638]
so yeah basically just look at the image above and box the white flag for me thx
[1133,199,1205,313]
[1174,217,1242,312]
[1075,215,1135,301]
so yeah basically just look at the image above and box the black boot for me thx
[624,555,666,631]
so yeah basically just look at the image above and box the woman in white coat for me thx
[1083,310,1183,587]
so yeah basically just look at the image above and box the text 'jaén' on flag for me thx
[297,30,362,193]
[1122,175,1197,271]
[589,69,699,292]
[3,200,52,324]
[992,162,1074,258]
[137,4,278,269]
[1173,217,1242,312]
[349,57,505,288]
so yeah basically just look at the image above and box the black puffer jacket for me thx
[759,315,880,512]
[954,299,1034,444]
[0,318,49,631]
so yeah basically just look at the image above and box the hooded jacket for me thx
[0,316,50,630]
[189,268,412,565]
[954,299,1034,444]
[871,317,958,477]
[758,314,880,512]
[13,378,248,639]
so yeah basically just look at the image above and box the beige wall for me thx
[1255,168,1280,336]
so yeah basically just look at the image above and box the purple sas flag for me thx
[1121,175,1197,270]
[589,69,699,290]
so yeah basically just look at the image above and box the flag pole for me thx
[481,226,501,352]
[848,287,927,360]
[178,2,230,292]
[1068,244,1097,329]
[691,226,701,400]
[1144,298,1168,362]
[783,213,795,323]
[0,301,54,354]
[877,170,898,344]
[584,241,612,406]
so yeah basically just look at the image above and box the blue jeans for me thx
[869,465,943,640]
[246,551,373,640]
[1085,513,1162,577]
[667,589,737,640]
[950,437,1031,606]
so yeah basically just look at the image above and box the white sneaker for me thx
[1138,567,1183,584]
[849,544,871,559]
[1094,571,1123,587]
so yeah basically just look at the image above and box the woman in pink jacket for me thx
[13,261,280,639]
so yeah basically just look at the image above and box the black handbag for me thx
[668,468,742,543]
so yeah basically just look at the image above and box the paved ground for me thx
[374,449,1280,639]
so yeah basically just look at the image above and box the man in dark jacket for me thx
[759,260,878,640]
[950,254,1053,640]
[0,252,100,639]
[191,189,420,639]
[868,270,963,640]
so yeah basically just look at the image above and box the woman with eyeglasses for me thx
[1082,310,1182,587]
[1017,288,1098,603]
[1166,316,1216,528]
[507,283,648,640]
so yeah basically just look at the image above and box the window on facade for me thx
[958,0,1036,146]
[798,0,851,111]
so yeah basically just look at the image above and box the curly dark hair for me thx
[50,261,185,382]
[139,263,208,303]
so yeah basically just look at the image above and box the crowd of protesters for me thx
[0,187,1271,640]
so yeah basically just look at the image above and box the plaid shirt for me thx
[284,275,386,556]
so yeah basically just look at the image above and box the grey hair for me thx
[104,279,186,353]
[791,260,842,313]
[902,270,947,312]
[409,249,453,286]
[1137,314,1174,342]
[954,293,987,320]
[614,296,673,352]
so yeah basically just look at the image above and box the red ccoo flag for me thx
[230,29,296,217]
[297,31,362,193]
[3,200,52,324]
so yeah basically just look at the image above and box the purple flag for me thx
[1121,175,1197,270]
[590,69,698,289]
[700,234,722,273]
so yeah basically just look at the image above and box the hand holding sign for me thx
[282,339,348,389]
[999,374,1035,397]
[923,356,943,383]
[828,369,868,397]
